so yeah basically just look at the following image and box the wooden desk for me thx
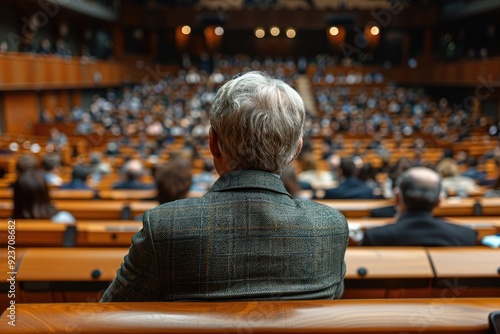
[0,222,69,247]
[17,248,127,282]
[53,200,131,220]
[435,197,500,216]
[314,198,500,218]
[427,247,500,298]
[0,188,96,200]
[313,199,394,218]
[0,220,141,247]
[16,248,127,303]
[77,221,141,246]
[344,247,433,298]
[2,298,500,334]
[0,200,128,220]
[98,189,157,200]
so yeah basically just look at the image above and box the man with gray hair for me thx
[361,166,477,246]
[102,71,348,301]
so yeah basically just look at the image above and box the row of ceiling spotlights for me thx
[329,25,380,36]
[179,25,379,38]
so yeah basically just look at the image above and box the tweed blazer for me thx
[101,170,348,302]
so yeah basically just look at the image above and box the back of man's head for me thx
[42,153,61,172]
[210,71,305,174]
[339,157,357,178]
[396,167,441,212]
[72,165,92,182]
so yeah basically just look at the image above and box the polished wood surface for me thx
[78,221,141,246]
[427,247,500,278]
[0,222,68,246]
[2,298,500,334]
[313,199,395,218]
[16,248,128,281]
[0,200,132,220]
[345,247,433,279]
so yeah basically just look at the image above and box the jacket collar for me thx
[209,170,291,197]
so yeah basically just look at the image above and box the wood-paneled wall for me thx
[0,53,124,90]
[3,92,38,134]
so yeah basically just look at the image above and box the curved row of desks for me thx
[1,216,499,248]
[0,246,498,309]
[1,197,500,220]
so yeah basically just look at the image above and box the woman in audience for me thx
[436,158,478,197]
[12,170,75,223]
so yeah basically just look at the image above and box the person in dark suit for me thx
[321,157,374,199]
[60,165,93,190]
[360,167,477,246]
[101,71,348,302]
[112,159,154,190]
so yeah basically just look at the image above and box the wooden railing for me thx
[1,298,500,333]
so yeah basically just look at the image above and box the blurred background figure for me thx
[60,164,93,190]
[113,159,154,190]
[155,159,193,204]
[436,158,478,197]
[12,170,75,223]
[42,153,63,187]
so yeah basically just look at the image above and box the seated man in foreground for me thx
[360,166,477,246]
[101,71,349,302]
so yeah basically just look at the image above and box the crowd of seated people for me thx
[2,56,499,235]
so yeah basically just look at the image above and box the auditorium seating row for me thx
[1,216,499,248]
[1,197,499,221]
[2,298,500,334]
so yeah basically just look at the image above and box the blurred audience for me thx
[190,159,217,192]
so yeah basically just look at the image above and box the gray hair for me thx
[210,71,305,174]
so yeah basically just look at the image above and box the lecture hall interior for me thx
[0,0,500,333]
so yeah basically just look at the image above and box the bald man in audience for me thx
[360,167,477,246]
